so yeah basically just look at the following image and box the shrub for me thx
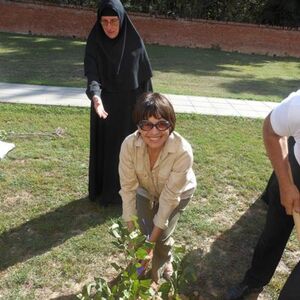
[77,218,197,299]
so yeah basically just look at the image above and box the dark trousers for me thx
[243,137,300,299]
[278,261,300,300]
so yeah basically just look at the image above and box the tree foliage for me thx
[17,0,300,27]
[260,0,300,27]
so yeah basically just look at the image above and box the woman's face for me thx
[138,116,170,152]
[100,16,120,39]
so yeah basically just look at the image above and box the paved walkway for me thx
[0,82,278,119]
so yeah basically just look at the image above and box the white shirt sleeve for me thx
[270,99,290,137]
[270,91,300,137]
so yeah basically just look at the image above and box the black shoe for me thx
[225,282,263,300]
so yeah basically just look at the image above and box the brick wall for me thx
[1,0,300,58]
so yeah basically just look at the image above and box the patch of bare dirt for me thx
[1,191,34,211]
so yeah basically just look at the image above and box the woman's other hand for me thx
[137,248,153,276]
[138,226,160,270]
[93,95,108,119]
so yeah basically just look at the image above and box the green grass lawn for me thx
[1,30,299,299]
[1,31,300,102]
[0,103,298,299]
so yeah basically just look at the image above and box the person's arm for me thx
[119,137,139,226]
[84,40,108,119]
[139,226,163,270]
[154,144,195,230]
[263,113,300,214]
[148,226,163,243]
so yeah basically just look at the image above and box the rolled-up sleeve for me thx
[153,145,194,229]
[119,138,139,222]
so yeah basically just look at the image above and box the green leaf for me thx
[173,245,186,254]
[159,281,171,298]
[87,282,96,295]
[138,278,152,288]
[144,240,155,251]
[135,247,148,260]
[122,288,131,299]
[94,294,105,300]
[128,248,135,258]
[110,223,120,230]
[76,293,84,300]
[129,230,139,239]
[111,241,123,249]
[111,229,121,239]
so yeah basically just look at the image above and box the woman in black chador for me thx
[84,0,153,206]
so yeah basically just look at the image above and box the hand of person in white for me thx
[263,114,300,215]
[93,95,108,119]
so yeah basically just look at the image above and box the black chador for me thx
[84,0,153,206]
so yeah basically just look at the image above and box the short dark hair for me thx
[133,92,176,133]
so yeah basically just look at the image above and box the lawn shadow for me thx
[2,32,300,102]
[0,197,121,271]
[148,45,300,101]
[0,32,85,86]
[220,78,300,102]
[183,196,268,300]
[149,44,300,75]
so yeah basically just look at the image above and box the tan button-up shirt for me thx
[119,130,197,229]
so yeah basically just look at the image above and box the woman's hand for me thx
[93,96,108,119]
[138,228,160,276]
[137,248,154,276]
[142,248,154,266]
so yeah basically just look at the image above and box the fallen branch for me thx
[0,128,65,139]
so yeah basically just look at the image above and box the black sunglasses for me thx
[138,120,171,131]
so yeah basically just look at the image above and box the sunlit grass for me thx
[1,32,300,101]
[0,103,298,299]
